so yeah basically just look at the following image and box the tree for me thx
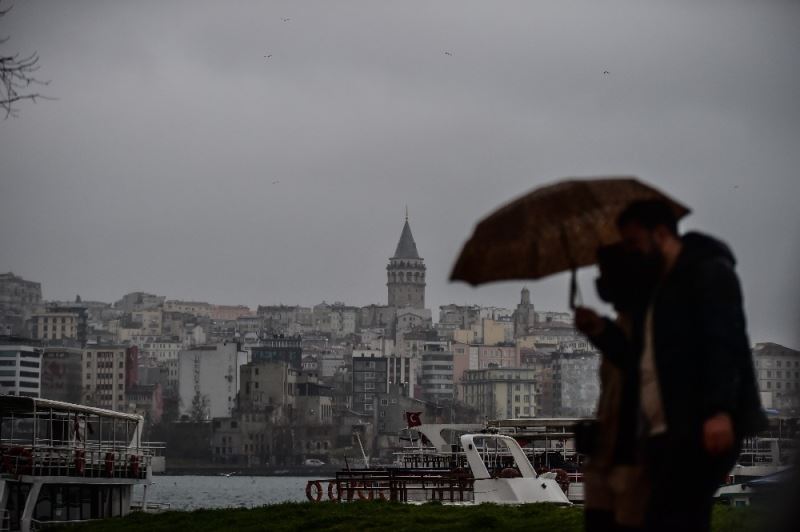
[0,2,50,118]
[189,390,210,422]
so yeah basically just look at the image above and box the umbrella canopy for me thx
[450,177,690,289]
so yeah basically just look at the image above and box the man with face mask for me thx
[576,200,766,532]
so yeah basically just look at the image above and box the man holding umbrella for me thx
[451,178,766,531]
[576,200,766,532]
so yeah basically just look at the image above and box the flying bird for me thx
[264,54,272,59]
[603,70,610,75]
[272,180,280,185]
[282,17,291,22]
[444,51,453,56]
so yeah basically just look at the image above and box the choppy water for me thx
[132,475,313,511]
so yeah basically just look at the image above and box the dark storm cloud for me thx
[1,0,798,347]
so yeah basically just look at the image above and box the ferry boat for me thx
[305,423,575,505]
[0,396,161,531]
[715,435,796,506]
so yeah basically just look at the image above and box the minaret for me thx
[387,211,426,309]
[513,286,535,338]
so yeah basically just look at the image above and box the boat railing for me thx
[0,443,152,479]
[140,441,166,456]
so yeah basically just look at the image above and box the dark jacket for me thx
[592,232,767,456]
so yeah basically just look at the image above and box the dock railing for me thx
[306,469,475,503]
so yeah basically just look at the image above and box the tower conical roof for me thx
[392,218,420,259]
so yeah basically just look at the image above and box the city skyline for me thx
[1,1,798,349]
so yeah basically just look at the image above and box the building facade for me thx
[251,335,303,369]
[0,273,41,336]
[82,345,129,410]
[352,353,389,414]
[753,342,800,414]
[461,367,537,420]
[0,337,42,397]
[177,342,249,420]
[40,346,83,403]
[420,340,454,405]
[33,307,88,345]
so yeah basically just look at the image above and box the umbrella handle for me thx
[569,268,583,310]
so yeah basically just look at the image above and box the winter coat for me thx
[592,232,768,455]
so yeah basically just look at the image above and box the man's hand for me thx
[574,307,606,337]
[703,412,734,456]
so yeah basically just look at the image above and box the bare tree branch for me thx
[1,2,51,118]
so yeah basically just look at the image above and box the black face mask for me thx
[633,249,665,287]
[595,247,663,312]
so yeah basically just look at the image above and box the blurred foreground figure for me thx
[582,244,654,532]
[576,200,767,532]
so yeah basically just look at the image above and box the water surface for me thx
[133,475,313,510]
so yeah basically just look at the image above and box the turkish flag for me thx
[405,411,422,427]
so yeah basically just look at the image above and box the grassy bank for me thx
[56,501,765,532]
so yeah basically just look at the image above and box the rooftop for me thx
[392,218,421,259]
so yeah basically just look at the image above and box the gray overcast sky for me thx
[1,0,798,348]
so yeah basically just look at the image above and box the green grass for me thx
[54,501,764,532]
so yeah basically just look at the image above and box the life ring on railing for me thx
[4,447,33,475]
[306,480,323,502]
[356,482,372,500]
[499,467,521,478]
[551,468,570,493]
[327,481,340,502]
[104,452,115,476]
[74,450,86,475]
[129,455,140,477]
[2,451,13,473]
[451,467,471,490]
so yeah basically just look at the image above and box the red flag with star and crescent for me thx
[405,411,422,428]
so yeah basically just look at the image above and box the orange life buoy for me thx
[2,451,13,474]
[499,467,521,478]
[356,481,372,500]
[5,447,33,475]
[129,455,140,477]
[306,480,323,502]
[327,481,340,501]
[74,450,86,475]
[104,452,115,476]
[551,468,570,492]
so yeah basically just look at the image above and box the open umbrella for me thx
[449,177,690,307]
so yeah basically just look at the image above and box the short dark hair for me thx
[617,199,679,235]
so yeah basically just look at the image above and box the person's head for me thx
[595,243,654,313]
[616,199,682,272]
